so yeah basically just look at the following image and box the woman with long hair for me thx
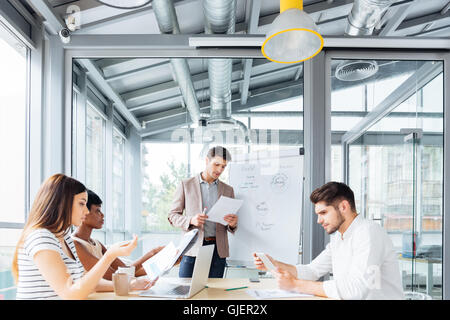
[12,174,155,299]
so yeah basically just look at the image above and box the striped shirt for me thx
[16,228,85,300]
[198,173,219,238]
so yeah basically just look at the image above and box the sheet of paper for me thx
[246,289,313,299]
[176,229,199,257]
[142,242,178,281]
[206,196,243,225]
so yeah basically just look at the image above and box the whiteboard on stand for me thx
[227,149,303,267]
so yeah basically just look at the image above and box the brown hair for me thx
[207,146,232,162]
[11,174,86,282]
[310,181,356,212]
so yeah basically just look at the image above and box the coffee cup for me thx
[117,266,135,284]
[117,266,135,278]
[112,272,130,296]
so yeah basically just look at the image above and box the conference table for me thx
[88,277,329,300]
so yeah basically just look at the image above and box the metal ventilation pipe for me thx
[203,0,237,128]
[345,0,395,36]
[338,0,394,82]
[152,0,201,123]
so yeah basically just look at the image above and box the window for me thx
[85,104,105,199]
[141,88,304,234]
[112,128,125,231]
[0,22,29,299]
[141,143,189,233]
[330,58,444,299]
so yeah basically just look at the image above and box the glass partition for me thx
[331,57,444,299]
[139,58,304,235]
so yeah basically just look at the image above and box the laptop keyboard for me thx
[166,285,190,296]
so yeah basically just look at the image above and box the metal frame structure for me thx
[1,0,450,299]
[325,49,449,299]
[62,37,449,286]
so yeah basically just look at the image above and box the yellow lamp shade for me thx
[262,8,324,64]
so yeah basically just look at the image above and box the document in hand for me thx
[142,229,199,281]
[206,196,244,225]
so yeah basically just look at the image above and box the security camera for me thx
[59,28,71,44]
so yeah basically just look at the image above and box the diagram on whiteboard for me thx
[254,201,275,231]
[255,201,269,217]
[228,152,303,265]
[270,173,289,194]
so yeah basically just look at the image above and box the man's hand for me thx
[131,276,158,291]
[273,267,300,292]
[190,213,208,228]
[252,252,277,271]
[252,253,268,271]
[224,214,238,228]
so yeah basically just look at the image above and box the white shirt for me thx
[296,215,404,300]
[16,228,85,300]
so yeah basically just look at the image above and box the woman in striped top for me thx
[12,174,155,300]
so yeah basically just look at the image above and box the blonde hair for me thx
[12,174,86,282]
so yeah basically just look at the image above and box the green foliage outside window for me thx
[142,146,188,232]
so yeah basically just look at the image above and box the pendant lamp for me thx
[95,0,152,9]
[261,0,324,64]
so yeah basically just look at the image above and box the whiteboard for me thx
[227,149,303,266]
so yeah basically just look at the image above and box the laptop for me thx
[139,244,214,299]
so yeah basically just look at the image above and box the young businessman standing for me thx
[168,146,238,278]
[253,182,404,300]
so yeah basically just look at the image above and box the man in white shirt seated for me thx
[253,181,404,300]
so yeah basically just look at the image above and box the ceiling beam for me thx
[412,24,450,37]
[236,0,356,33]
[233,111,443,118]
[394,10,450,36]
[341,61,443,145]
[128,62,299,114]
[28,0,65,35]
[72,0,190,34]
[104,60,169,82]
[143,129,442,147]
[78,58,142,131]
[124,62,244,108]
[140,80,302,137]
[378,0,417,36]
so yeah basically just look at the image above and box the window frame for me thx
[0,21,31,230]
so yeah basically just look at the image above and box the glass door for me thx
[330,56,444,299]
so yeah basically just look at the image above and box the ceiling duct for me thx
[336,0,394,82]
[346,0,394,36]
[152,0,201,124]
[203,0,249,142]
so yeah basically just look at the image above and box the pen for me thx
[225,286,248,291]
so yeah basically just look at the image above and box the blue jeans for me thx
[178,240,226,278]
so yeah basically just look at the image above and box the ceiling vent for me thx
[335,60,379,82]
